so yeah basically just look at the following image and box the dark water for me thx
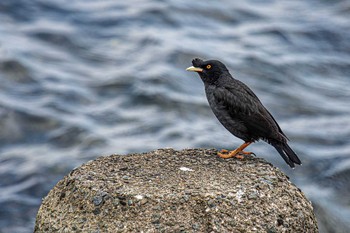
[1,0,350,232]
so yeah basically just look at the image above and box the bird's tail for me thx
[272,142,302,168]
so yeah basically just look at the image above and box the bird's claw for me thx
[238,151,256,157]
[220,149,229,153]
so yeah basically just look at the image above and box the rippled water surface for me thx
[1,0,350,232]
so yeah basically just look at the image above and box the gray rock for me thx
[35,148,318,232]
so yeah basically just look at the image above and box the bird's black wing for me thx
[236,82,288,139]
[213,81,286,141]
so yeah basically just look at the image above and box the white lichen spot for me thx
[134,195,143,200]
[227,192,235,198]
[179,167,194,172]
[236,189,245,202]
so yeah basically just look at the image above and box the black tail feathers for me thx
[272,143,302,168]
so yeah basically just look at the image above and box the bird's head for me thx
[186,58,229,84]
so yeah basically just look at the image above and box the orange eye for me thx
[206,64,212,69]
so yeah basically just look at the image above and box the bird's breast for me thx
[205,87,236,125]
[204,85,250,141]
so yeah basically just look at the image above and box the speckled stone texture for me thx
[35,148,318,232]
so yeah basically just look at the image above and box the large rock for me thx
[35,148,318,232]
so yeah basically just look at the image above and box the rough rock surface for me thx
[35,148,318,232]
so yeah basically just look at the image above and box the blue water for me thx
[1,0,350,232]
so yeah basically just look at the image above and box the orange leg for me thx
[218,142,253,159]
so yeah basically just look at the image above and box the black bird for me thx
[186,58,301,168]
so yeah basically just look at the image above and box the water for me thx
[0,0,350,232]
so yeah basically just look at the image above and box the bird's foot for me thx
[218,149,245,159]
[218,142,254,159]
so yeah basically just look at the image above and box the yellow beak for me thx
[186,66,203,72]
